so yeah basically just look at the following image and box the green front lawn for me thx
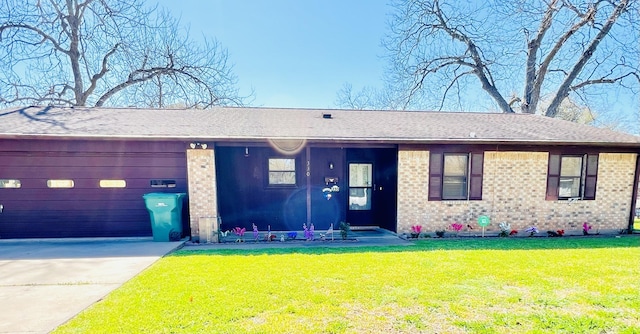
[55,237,640,333]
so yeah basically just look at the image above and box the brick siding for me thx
[397,148,637,235]
[186,149,219,242]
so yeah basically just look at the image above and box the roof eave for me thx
[2,133,640,149]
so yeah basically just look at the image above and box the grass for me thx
[55,236,640,333]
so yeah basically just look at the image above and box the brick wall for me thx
[397,148,637,235]
[186,149,219,242]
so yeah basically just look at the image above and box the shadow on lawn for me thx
[171,235,639,257]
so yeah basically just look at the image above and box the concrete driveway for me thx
[0,238,183,334]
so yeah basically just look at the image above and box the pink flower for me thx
[450,223,463,232]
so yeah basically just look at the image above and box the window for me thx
[0,179,21,188]
[268,158,296,185]
[349,163,372,210]
[47,179,74,188]
[443,154,469,200]
[559,156,582,198]
[150,179,176,188]
[99,179,127,188]
[546,153,598,200]
[429,151,483,201]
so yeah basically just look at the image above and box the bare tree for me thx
[385,0,640,117]
[0,0,244,108]
[334,83,404,110]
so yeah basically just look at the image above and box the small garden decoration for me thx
[302,222,315,241]
[287,231,298,240]
[498,222,511,237]
[435,229,446,238]
[233,227,246,242]
[450,222,463,237]
[266,225,273,241]
[466,224,474,237]
[320,223,334,241]
[582,222,593,235]
[547,229,565,237]
[410,225,422,238]
[525,226,539,237]
[252,223,259,242]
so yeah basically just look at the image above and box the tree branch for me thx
[546,0,630,117]
[83,42,119,98]
[522,0,560,113]
[0,23,70,55]
[432,0,513,113]
[95,56,216,107]
[439,67,474,110]
[571,71,640,90]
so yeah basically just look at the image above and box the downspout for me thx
[628,153,640,234]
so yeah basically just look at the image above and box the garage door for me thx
[0,139,188,238]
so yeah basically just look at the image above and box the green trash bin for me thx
[143,193,186,242]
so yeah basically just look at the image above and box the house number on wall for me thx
[306,160,310,177]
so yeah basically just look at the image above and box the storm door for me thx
[345,148,397,231]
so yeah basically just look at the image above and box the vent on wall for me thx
[322,113,332,119]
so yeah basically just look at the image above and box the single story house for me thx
[0,106,639,240]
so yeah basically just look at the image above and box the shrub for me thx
[339,221,350,240]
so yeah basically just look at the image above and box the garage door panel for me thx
[0,209,149,220]
[3,166,186,179]
[0,187,186,203]
[0,179,188,192]
[0,219,152,238]
[0,154,185,168]
[0,199,149,211]
[0,139,188,153]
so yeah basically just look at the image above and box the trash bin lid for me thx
[143,192,186,199]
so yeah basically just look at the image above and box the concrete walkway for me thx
[0,238,183,334]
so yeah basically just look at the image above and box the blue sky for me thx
[157,0,389,109]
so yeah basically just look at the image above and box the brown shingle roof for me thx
[0,106,639,146]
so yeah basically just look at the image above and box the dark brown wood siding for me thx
[215,146,307,231]
[0,139,188,238]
